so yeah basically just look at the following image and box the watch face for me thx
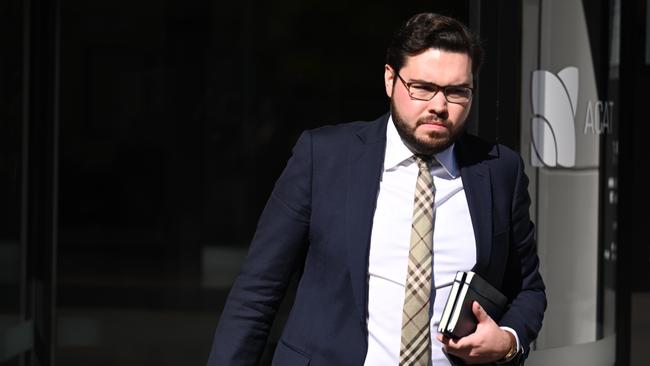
[500,346,518,363]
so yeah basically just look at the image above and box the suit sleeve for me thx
[207,131,313,366]
[498,154,547,362]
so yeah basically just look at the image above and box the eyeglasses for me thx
[395,72,473,104]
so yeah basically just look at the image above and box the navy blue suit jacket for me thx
[208,113,546,366]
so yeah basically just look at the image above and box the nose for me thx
[426,88,448,115]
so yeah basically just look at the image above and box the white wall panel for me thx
[535,169,599,348]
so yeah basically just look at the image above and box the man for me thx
[208,12,546,366]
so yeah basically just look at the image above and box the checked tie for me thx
[399,155,435,366]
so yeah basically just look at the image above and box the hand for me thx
[436,301,515,364]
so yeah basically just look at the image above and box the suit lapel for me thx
[345,114,387,322]
[457,137,494,276]
[462,163,493,275]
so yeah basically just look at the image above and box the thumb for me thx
[472,301,490,323]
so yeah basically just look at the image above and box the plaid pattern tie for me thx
[399,155,435,366]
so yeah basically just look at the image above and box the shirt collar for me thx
[384,115,459,178]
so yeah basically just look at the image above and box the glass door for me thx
[0,0,28,364]
[520,0,619,364]
[1,1,60,365]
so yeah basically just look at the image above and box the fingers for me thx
[437,304,491,356]
[438,334,474,362]
[472,301,485,321]
[472,301,492,324]
[436,333,458,346]
[436,305,512,364]
[437,333,467,350]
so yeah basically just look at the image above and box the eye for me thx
[411,83,437,93]
[446,86,471,98]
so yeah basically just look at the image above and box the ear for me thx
[384,64,395,98]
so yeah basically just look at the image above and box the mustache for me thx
[417,113,449,126]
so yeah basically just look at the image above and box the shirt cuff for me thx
[499,327,521,352]
[499,326,521,354]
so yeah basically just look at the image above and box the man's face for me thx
[384,48,473,155]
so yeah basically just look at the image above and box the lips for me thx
[417,118,448,130]
[419,124,447,133]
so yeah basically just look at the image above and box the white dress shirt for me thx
[364,117,477,365]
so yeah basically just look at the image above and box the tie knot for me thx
[413,155,433,172]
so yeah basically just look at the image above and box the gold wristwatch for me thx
[499,343,518,363]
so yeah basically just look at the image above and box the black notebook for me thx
[437,271,508,339]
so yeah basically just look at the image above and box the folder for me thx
[437,271,508,339]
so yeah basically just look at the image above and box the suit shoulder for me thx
[495,143,523,165]
[304,113,388,146]
[308,118,380,138]
[460,134,522,164]
[308,120,367,137]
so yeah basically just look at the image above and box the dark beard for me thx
[391,100,463,156]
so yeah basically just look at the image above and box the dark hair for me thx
[386,13,483,77]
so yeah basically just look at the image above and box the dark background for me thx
[1,1,488,365]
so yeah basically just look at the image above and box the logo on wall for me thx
[530,67,578,168]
